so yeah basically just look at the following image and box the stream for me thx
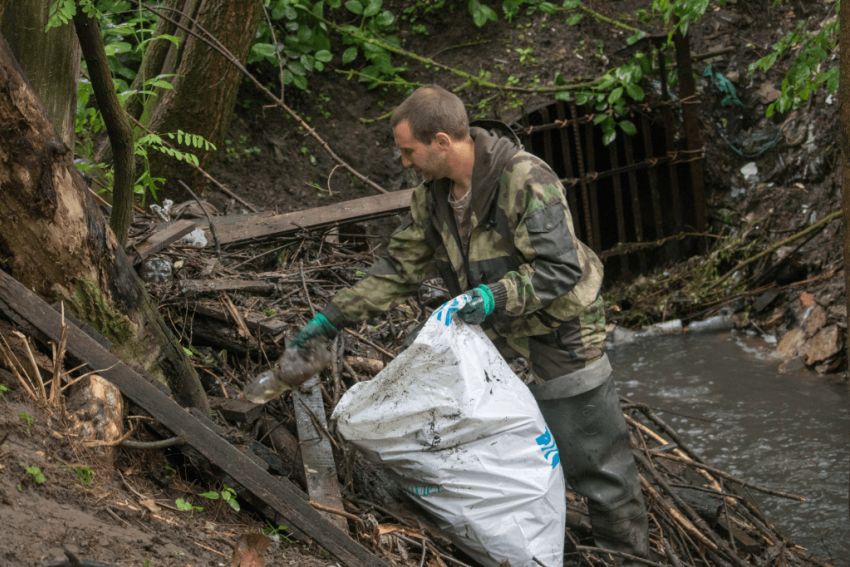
[608,330,849,564]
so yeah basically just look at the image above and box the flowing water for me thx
[608,330,849,564]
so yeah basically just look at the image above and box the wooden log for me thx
[0,269,386,567]
[194,301,288,335]
[293,375,348,533]
[128,219,195,265]
[195,188,415,246]
[180,279,277,295]
[188,316,281,358]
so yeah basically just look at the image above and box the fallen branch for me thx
[309,499,366,528]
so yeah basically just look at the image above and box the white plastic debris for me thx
[139,257,172,284]
[333,295,566,567]
[741,162,759,183]
[641,319,684,336]
[180,228,207,248]
[149,199,174,222]
[687,315,734,334]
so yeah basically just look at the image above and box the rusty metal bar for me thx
[641,114,665,240]
[673,27,707,236]
[622,123,647,273]
[560,153,683,187]
[540,107,556,171]
[657,45,682,234]
[584,107,601,253]
[608,139,630,275]
[569,101,593,250]
[517,102,670,135]
[556,102,580,226]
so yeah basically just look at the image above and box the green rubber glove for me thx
[457,285,495,325]
[290,313,338,351]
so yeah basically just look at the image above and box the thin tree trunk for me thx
[145,0,261,202]
[0,33,208,413]
[1,0,81,148]
[839,0,850,520]
[73,6,135,246]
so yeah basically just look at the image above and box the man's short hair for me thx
[390,84,469,143]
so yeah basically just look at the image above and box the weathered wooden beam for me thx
[128,219,195,265]
[209,397,264,426]
[0,269,386,567]
[180,279,278,295]
[194,188,415,246]
[294,376,348,532]
[194,301,288,335]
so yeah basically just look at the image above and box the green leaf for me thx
[624,83,644,101]
[554,71,566,86]
[602,129,617,146]
[104,42,132,56]
[376,10,394,27]
[182,347,193,356]
[538,2,557,14]
[567,13,582,25]
[575,92,591,105]
[345,0,363,14]
[284,5,298,19]
[626,31,646,46]
[151,79,174,90]
[249,43,276,64]
[327,0,342,7]
[315,49,333,62]
[593,113,609,125]
[342,46,358,64]
[554,90,570,101]
[199,491,219,499]
[301,54,314,72]
[313,1,325,18]
[296,25,313,44]
[292,74,308,90]
[608,87,623,104]
[287,61,307,76]
[363,0,382,17]
[618,120,637,136]
[562,0,579,8]
[282,69,293,85]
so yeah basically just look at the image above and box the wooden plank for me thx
[0,269,386,567]
[209,397,264,426]
[129,219,195,265]
[180,279,277,295]
[293,376,348,533]
[197,189,415,246]
[194,301,288,335]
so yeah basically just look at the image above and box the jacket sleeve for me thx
[322,184,435,328]
[494,156,598,319]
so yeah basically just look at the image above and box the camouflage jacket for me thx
[322,125,604,341]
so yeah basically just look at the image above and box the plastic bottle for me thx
[139,257,172,284]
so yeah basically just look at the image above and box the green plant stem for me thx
[306,9,598,94]
[705,210,842,294]
[577,5,643,33]
[428,39,491,59]
[73,7,135,246]
[359,108,396,124]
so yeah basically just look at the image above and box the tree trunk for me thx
[144,0,262,203]
[0,33,208,412]
[840,0,850,515]
[1,0,81,148]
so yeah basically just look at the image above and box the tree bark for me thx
[840,0,850,516]
[0,33,208,413]
[145,0,262,202]
[1,0,81,148]
[73,6,135,246]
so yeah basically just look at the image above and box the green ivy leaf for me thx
[199,491,219,499]
[562,0,580,8]
[292,74,308,90]
[249,43,276,64]
[315,50,333,62]
[575,92,591,105]
[554,71,566,86]
[342,46,358,64]
[104,42,132,56]
[326,0,342,7]
[376,9,394,27]
[555,90,570,101]
[608,86,623,104]
[301,54,315,72]
[624,83,644,101]
[626,30,646,46]
[287,61,307,76]
[538,2,557,14]
[363,0,382,17]
[602,129,617,146]
[345,0,364,14]
[618,120,637,136]
[567,13,582,25]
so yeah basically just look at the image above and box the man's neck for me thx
[447,136,476,200]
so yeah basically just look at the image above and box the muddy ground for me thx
[1,0,846,565]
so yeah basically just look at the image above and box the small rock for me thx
[775,328,804,360]
[800,325,842,366]
[779,357,806,374]
[803,304,827,338]
[758,81,781,103]
[99,538,110,547]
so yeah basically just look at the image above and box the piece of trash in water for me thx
[243,337,333,403]
[641,319,683,336]
[181,228,207,248]
[687,314,734,333]
[139,257,172,284]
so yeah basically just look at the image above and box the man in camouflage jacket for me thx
[292,85,648,563]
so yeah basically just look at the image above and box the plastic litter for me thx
[333,295,566,567]
[139,257,172,284]
[149,199,173,222]
[641,319,683,336]
[243,338,333,403]
[741,162,759,183]
[180,227,208,248]
[687,315,735,333]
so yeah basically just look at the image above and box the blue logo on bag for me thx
[409,484,442,497]
[536,427,560,468]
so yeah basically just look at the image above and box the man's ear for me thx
[432,132,453,151]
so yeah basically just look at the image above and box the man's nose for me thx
[401,155,411,168]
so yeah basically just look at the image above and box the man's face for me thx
[393,121,447,181]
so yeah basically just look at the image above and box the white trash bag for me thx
[332,295,566,567]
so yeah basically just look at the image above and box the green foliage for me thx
[199,485,240,511]
[18,413,34,435]
[175,498,203,512]
[46,0,100,30]
[0,385,10,400]
[21,463,46,484]
[263,520,295,542]
[62,464,95,486]
[748,13,839,117]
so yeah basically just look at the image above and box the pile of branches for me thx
[134,216,827,567]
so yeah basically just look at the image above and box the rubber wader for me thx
[528,354,649,563]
